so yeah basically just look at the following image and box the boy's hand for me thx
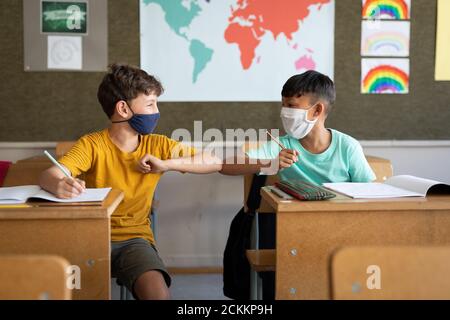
[138,154,170,174]
[277,149,299,170]
[55,177,86,199]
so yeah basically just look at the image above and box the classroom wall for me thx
[0,0,449,141]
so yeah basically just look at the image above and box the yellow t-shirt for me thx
[58,129,196,245]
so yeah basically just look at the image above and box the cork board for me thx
[0,0,449,141]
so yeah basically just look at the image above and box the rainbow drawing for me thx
[362,0,410,20]
[361,59,409,94]
[361,21,410,56]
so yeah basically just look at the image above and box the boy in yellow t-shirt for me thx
[39,63,221,300]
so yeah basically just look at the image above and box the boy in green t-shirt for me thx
[221,70,376,184]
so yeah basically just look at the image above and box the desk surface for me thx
[0,189,124,220]
[261,187,450,212]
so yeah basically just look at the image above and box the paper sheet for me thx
[362,0,411,20]
[361,20,410,57]
[31,187,111,203]
[47,35,82,70]
[435,0,450,81]
[0,185,41,204]
[322,182,423,199]
[361,58,409,94]
[0,186,111,204]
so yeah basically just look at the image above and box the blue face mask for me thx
[112,103,160,135]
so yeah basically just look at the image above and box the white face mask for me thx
[280,105,318,139]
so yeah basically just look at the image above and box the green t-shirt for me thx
[246,129,376,185]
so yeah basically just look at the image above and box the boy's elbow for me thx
[202,154,222,173]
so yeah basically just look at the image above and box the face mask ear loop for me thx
[306,102,320,123]
[112,100,134,123]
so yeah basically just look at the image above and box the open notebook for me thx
[323,175,450,199]
[0,185,111,205]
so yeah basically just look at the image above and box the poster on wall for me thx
[139,0,335,101]
[47,35,82,70]
[361,58,409,94]
[362,0,411,20]
[435,0,450,81]
[41,1,88,34]
[361,20,410,57]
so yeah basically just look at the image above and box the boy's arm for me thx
[139,149,298,175]
[39,136,92,198]
[219,155,275,175]
[220,149,299,176]
[348,144,377,182]
[39,165,86,199]
[138,152,222,174]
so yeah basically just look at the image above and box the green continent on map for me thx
[143,0,213,82]
[189,39,214,83]
[143,0,201,39]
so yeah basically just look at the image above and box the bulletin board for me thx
[0,0,449,141]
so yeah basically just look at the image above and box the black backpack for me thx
[223,174,275,300]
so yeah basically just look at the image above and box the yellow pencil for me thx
[0,204,32,209]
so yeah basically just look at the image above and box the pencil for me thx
[44,150,71,178]
[266,130,286,150]
[0,204,32,209]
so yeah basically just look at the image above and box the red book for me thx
[0,161,12,187]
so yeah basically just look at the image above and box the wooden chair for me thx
[331,246,450,300]
[3,161,53,187]
[241,141,394,299]
[55,141,77,158]
[365,156,393,182]
[0,255,71,300]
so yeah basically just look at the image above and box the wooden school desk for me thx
[260,188,450,300]
[0,190,124,300]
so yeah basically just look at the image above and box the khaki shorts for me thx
[111,238,171,296]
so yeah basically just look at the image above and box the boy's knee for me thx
[138,284,170,300]
[155,286,171,300]
[134,270,171,300]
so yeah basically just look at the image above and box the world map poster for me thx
[140,0,335,101]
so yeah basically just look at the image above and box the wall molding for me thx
[2,140,450,149]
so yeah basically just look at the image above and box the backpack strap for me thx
[246,174,268,212]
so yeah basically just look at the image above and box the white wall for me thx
[1,141,450,267]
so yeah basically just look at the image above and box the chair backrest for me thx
[364,155,393,182]
[331,247,450,300]
[3,161,53,187]
[242,141,394,211]
[0,255,71,300]
[56,141,76,158]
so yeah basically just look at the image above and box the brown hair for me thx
[97,63,164,118]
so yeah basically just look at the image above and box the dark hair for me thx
[97,63,164,118]
[281,70,336,114]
